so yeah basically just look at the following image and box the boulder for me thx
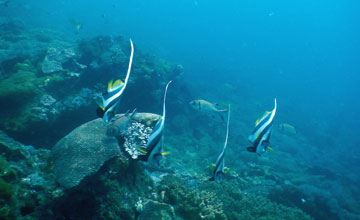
[52,113,161,189]
[52,118,119,189]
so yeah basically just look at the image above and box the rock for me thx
[40,94,56,106]
[0,130,30,162]
[62,88,98,110]
[30,106,49,122]
[41,45,79,74]
[52,112,161,189]
[137,200,176,220]
[52,118,120,189]
[41,56,63,74]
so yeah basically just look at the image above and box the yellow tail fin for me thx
[267,146,275,152]
[161,151,170,156]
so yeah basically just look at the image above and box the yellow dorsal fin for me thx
[107,79,114,91]
[265,111,272,114]
[112,79,123,88]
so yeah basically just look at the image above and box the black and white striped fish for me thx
[96,39,134,122]
[247,98,277,155]
[209,105,231,182]
[138,80,172,165]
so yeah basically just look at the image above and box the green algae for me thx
[0,164,15,220]
[0,156,15,220]
[0,204,15,220]
[0,61,41,106]
[0,156,17,182]
[0,177,12,200]
[0,59,67,133]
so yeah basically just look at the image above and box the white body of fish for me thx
[189,100,227,113]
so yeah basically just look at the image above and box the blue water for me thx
[2,0,360,219]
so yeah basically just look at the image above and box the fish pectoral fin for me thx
[224,167,230,174]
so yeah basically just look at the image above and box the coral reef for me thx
[157,175,312,220]
[0,131,60,220]
[0,20,359,220]
[0,23,184,147]
[137,199,176,220]
[123,121,153,159]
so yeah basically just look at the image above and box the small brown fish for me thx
[278,123,297,135]
[189,99,228,120]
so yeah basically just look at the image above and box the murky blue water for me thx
[1,1,360,219]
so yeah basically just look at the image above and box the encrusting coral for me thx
[157,175,313,220]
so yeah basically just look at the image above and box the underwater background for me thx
[0,0,359,219]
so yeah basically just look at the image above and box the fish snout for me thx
[189,100,196,106]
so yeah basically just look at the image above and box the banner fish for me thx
[247,98,277,155]
[189,99,228,120]
[96,39,134,122]
[209,105,231,182]
[138,81,172,165]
